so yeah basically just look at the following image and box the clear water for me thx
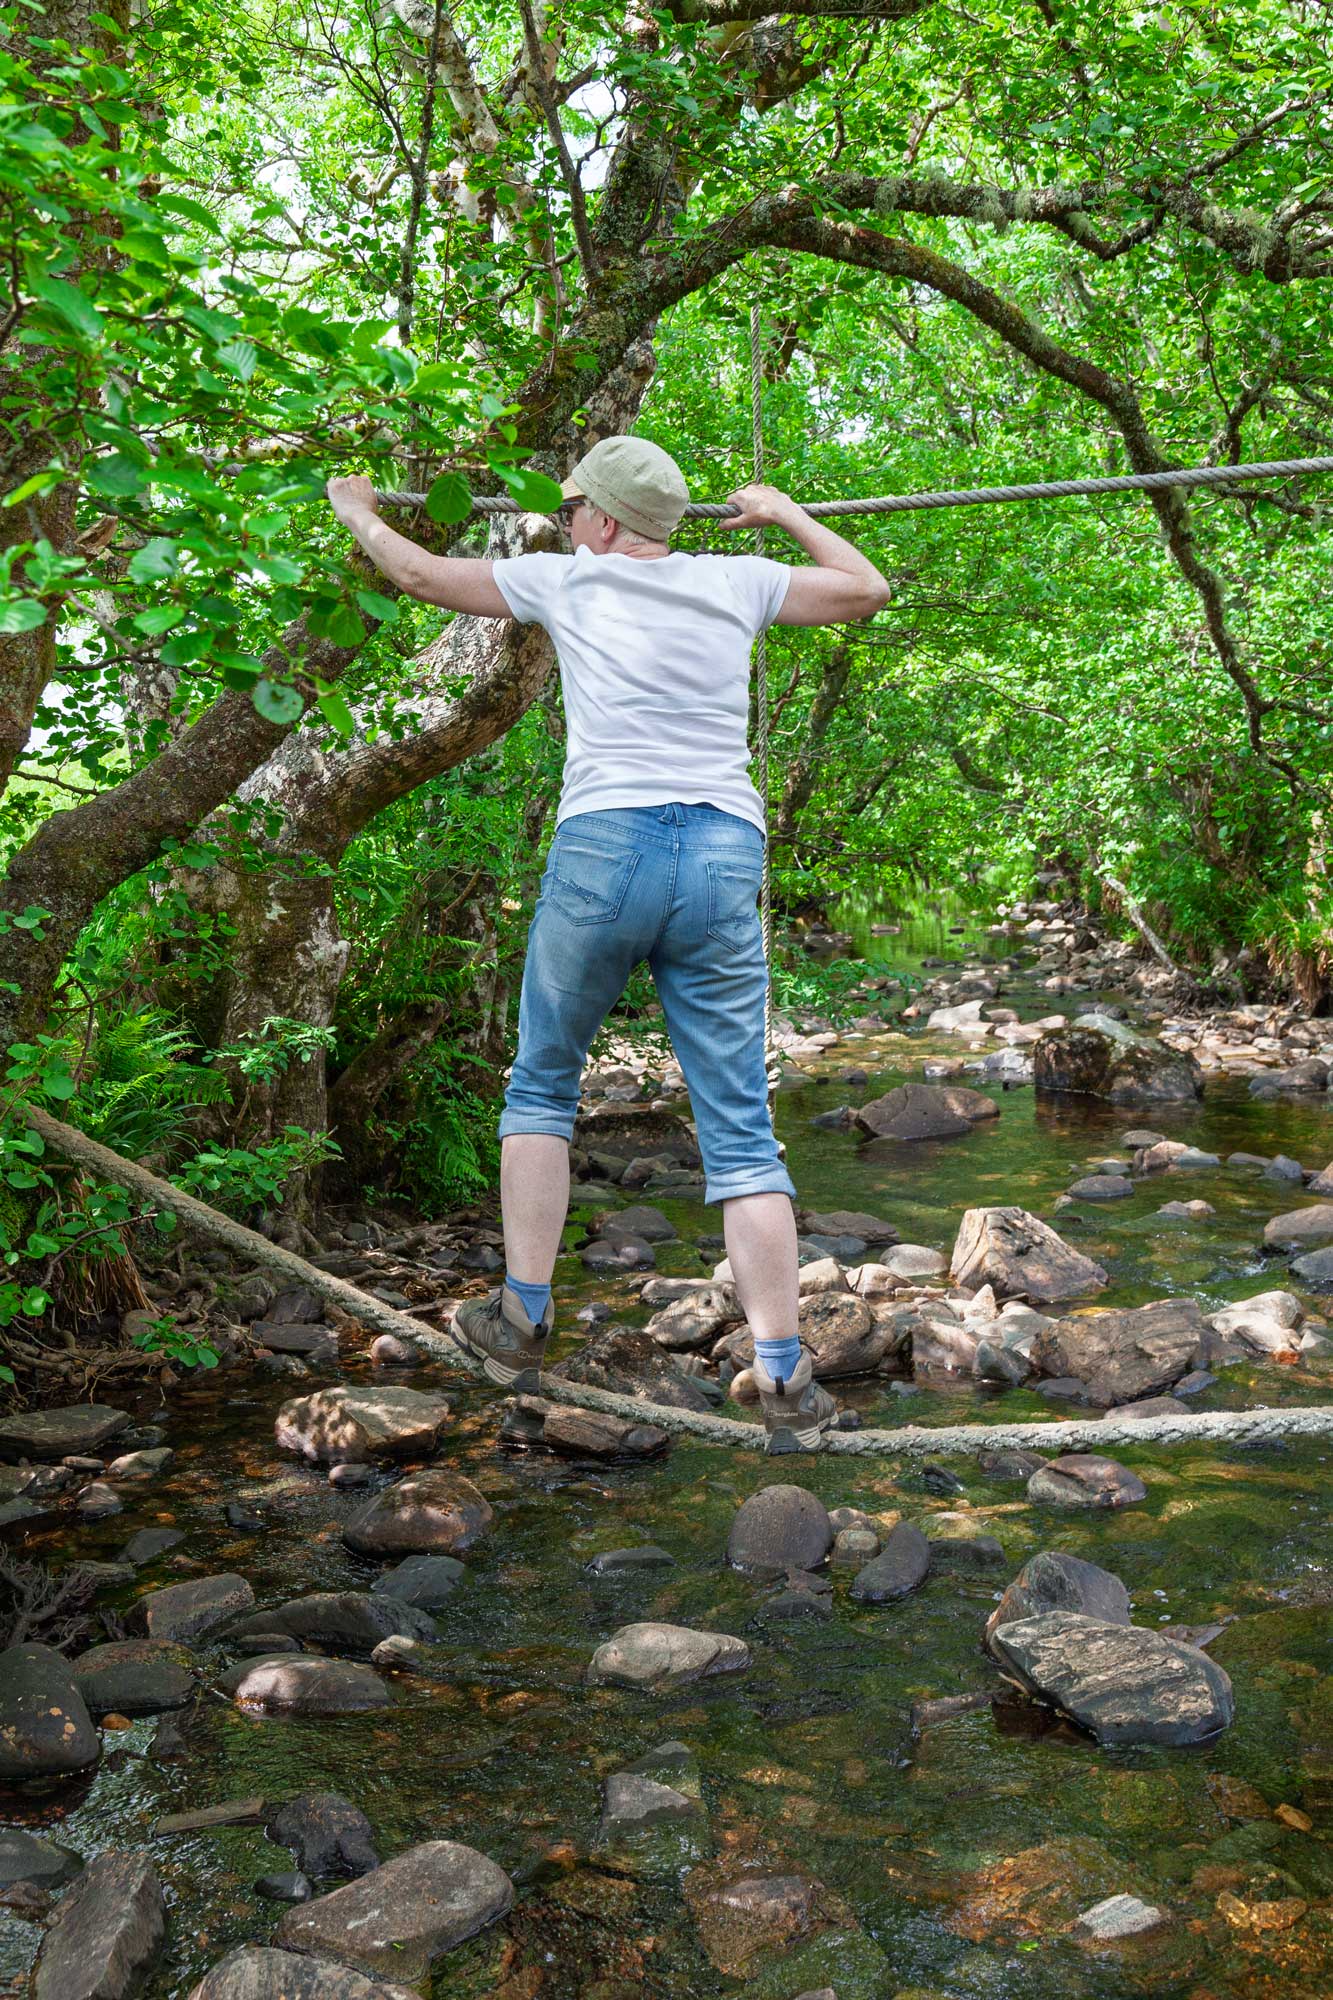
[4,912,1333,1999]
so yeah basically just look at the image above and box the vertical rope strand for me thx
[749,304,777,1104]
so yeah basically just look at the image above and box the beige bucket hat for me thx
[560,434,690,540]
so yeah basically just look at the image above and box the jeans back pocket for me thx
[705,857,763,954]
[548,840,641,925]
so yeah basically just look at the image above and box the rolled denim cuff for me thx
[497,1113,576,1143]
[703,1164,798,1206]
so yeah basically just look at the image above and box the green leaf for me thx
[253,678,304,724]
[132,605,184,635]
[3,467,65,507]
[31,276,105,340]
[85,452,145,498]
[412,362,469,396]
[355,588,398,625]
[491,461,564,513]
[216,339,258,382]
[156,191,222,236]
[424,471,472,525]
[316,686,355,734]
[127,536,177,584]
[0,598,47,634]
[252,554,305,585]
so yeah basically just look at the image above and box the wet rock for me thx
[1212,1289,1304,1334]
[950,1206,1108,1305]
[1250,1057,1330,1095]
[989,1611,1234,1745]
[137,1573,254,1643]
[503,1395,672,1461]
[849,1521,931,1603]
[1265,1154,1307,1184]
[218,1655,390,1715]
[31,1849,164,1999]
[254,1871,313,1902]
[800,1208,899,1245]
[985,1551,1131,1646]
[71,1640,195,1716]
[1068,1175,1134,1201]
[223,1591,438,1657]
[1034,1021,1203,1106]
[252,1322,338,1360]
[268,1285,326,1323]
[275,1840,513,1983]
[275,1385,451,1464]
[1074,1893,1165,1941]
[855,1081,997,1142]
[1030,1297,1205,1405]
[119,1527,186,1565]
[588,1622,750,1691]
[978,1449,1047,1481]
[589,1204,677,1243]
[1308,1161,1333,1195]
[0,1828,82,1891]
[225,1501,266,1532]
[0,1404,130,1461]
[831,1526,881,1567]
[684,1865,830,1977]
[974,1338,1029,1386]
[76,1481,123,1519]
[369,1333,416,1365]
[726,1485,833,1576]
[187,1947,421,2000]
[879,1244,948,1281]
[267,1792,380,1878]
[0,1643,100,1780]
[1263,1203,1333,1252]
[587,1546,676,1575]
[343,1470,492,1556]
[929,1533,1004,1569]
[552,1323,716,1410]
[106,1446,174,1480]
[1292,1246,1333,1289]
[1157,1199,1214,1219]
[644,1286,742,1351]
[1102,1394,1189,1419]
[1121,1128,1165,1148]
[599,1748,707,1847]
[581,1233,656,1271]
[1027,1455,1147,1509]
[370,1554,465,1609]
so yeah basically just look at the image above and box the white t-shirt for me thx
[491,546,791,833]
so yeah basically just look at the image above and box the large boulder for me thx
[1034,1020,1204,1107]
[275,1385,451,1464]
[726,1485,833,1575]
[0,1643,100,1780]
[989,1611,1233,1746]
[644,1288,742,1354]
[553,1323,715,1409]
[31,1850,164,2000]
[135,1573,254,1643]
[573,1104,701,1165]
[950,1207,1108,1305]
[1027,1456,1147,1509]
[276,1841,513,1986]
[188,1948,420,2000]
[854,1081,998,1143]
[1263,1204,1333,1252]
[849,1522,931,1603]
[342,1471,492,1556]
[588,1623,750,1691]
[1030,1297,1206,1406]
[985,1551,1131,1646]
[70,1639,195,1716]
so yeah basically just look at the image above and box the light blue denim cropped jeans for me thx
[498,803,796,1205]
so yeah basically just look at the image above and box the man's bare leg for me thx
[500,1133,571,1285]
[722,1191,800,1343]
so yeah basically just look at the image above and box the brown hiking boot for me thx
[453,1284,552,1390]
[750,1347,837,1452]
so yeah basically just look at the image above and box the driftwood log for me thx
[22,1106,1333,1458]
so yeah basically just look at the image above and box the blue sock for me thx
[754,1335,802,1383]
[504,1273,552,1328]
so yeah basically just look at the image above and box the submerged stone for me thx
[589,1622,750,1691]
[989,1611,1234,1746]
[187,1946,423,1999]
[726,1484,833,1576]
[275,1840,513,1984]
[31,1850,164,2000]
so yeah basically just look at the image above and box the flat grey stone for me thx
[599,1771,703,1838]
[985,1550,1130,1647]
[1068,1175,1134,1200]
[222,1592,437,1657]
[137,1573,254,1642]
[1263,1203,1333,1252]
[275,1840,513,1985]
[588,1622,750,1691]
[0,1643,99,1780]
[370,1555,465,1607]
[990,1611,1234,1746]
[587,1546,677,1575]
[31,1850,164,2000]
[849,1521,931,1603]
[1031,1297,1205,1406]
[0,1405,130,1461]
[119,1528,186,1565]
[0,1828,82,1891]
[1076,1892,1165,1940]
[186,1947,421,1999]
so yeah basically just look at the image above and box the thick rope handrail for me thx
[750,304,776,1099]
[380,453,1333,521]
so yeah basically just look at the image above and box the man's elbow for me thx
[850,577,891,619]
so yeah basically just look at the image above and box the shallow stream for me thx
[3,905,1333,1998]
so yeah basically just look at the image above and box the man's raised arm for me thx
[722,483,890,626]
[326,475,512,617]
